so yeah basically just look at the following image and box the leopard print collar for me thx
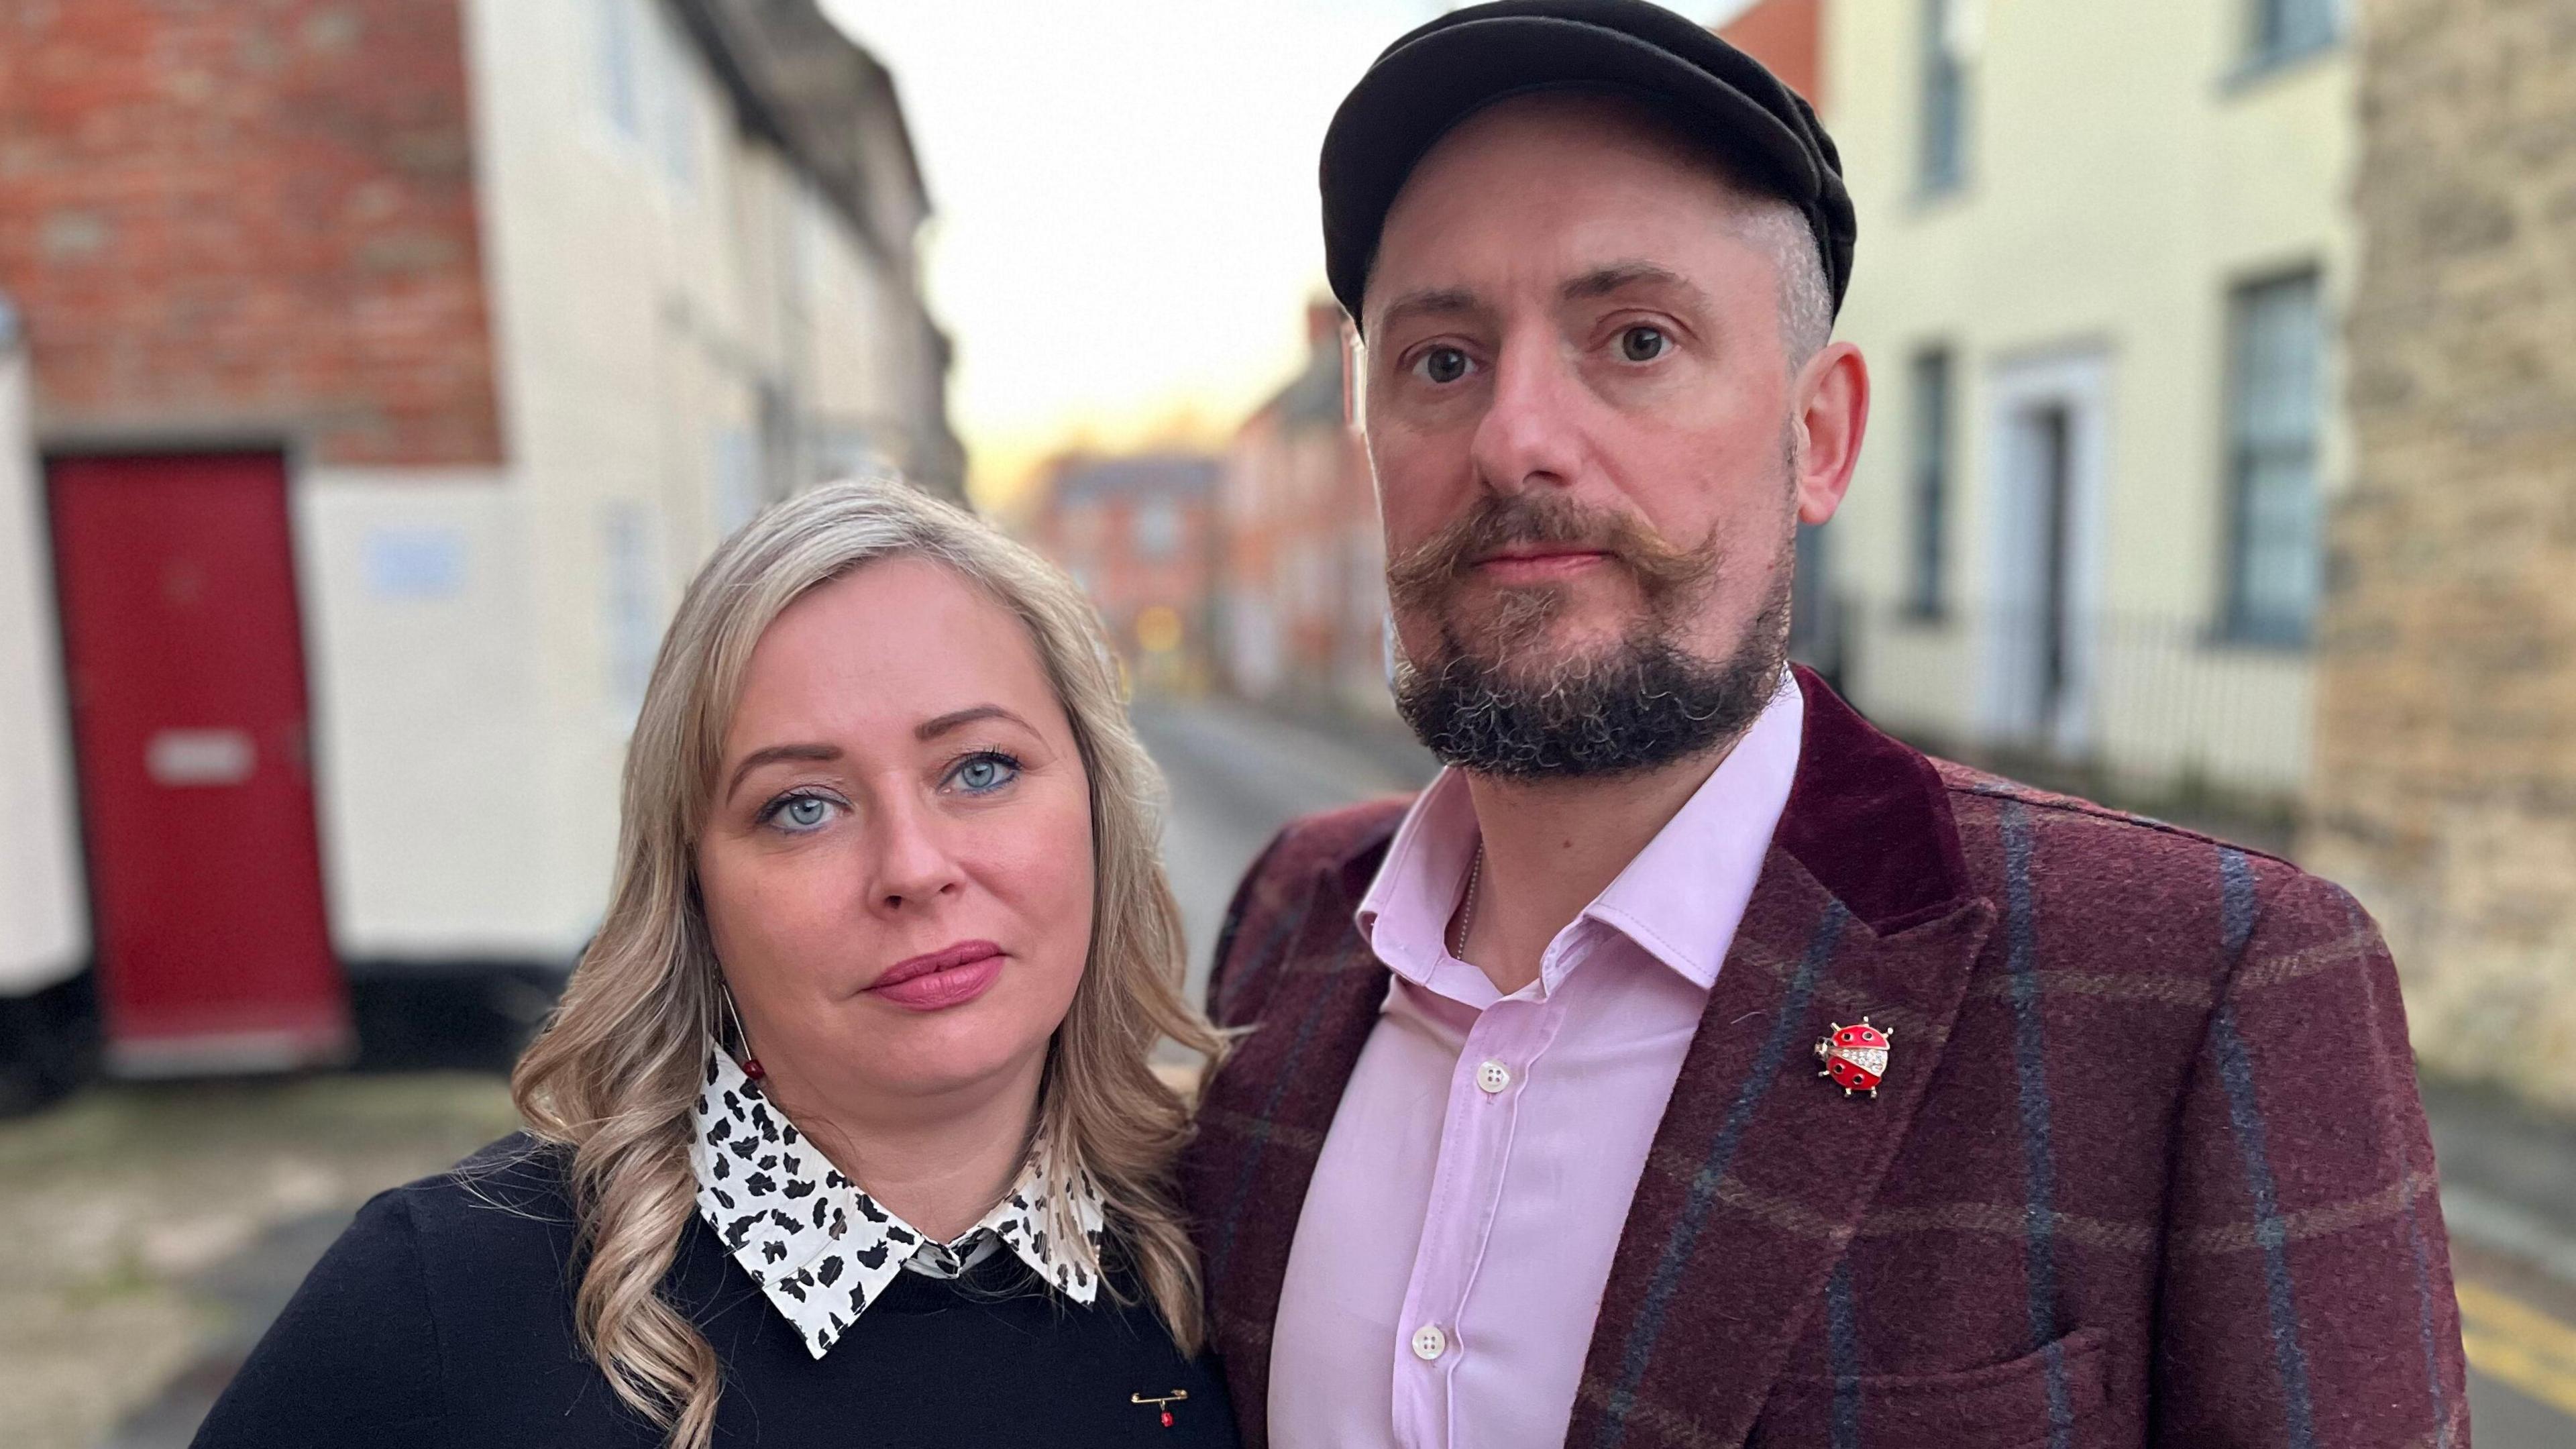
[688,1042,1108,1358]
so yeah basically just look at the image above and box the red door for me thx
[48,452,352,1074]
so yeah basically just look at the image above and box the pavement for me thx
[2422,1079,2576,1433]
[32,694,2576,1444]
[0,1073,521,1449]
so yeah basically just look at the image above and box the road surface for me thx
[1134,696,1436,1008]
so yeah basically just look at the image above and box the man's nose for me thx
[1468,333,1589,496]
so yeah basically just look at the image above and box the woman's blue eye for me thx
[765,794,837,833]
[949,753,1020,794]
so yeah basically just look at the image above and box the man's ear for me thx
[1793,341,1868,527]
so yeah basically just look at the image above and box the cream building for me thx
[1816,0,2351,808]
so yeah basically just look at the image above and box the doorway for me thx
[48,451,352,1074]
[1980,350,2111,759]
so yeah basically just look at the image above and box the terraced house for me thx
[0,0,959,1091]
[1788,0,2351,814]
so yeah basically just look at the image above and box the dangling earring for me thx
[720,981,765,1081]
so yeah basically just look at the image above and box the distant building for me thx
[1216,302,1390,714]
[1808,0,2351,808]
[0,0,959,1078]
[1031,453,1222,695]
[2308,0,2576,1110]
[1719,0,1824,107]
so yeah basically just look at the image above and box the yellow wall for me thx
[1821,0,2354,802]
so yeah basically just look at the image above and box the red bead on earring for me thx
[741,1057,765,1081]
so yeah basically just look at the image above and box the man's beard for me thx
[1385,492,1792,780]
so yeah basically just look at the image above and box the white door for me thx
[1978,347,2112,759]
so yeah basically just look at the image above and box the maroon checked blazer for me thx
[1179,668,2469,1448]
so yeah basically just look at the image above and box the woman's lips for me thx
[865,941,1005,1012]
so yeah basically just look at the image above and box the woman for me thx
[194,480,1236,1447]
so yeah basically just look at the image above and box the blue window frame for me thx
[2222,272,2325,646]
[1920,0,1971,194]
[1906,348,1954,619]
[2247,0,2341,71]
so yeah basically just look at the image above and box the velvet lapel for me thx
[1195,849,1394,1432]
[1565,669,1997,1449]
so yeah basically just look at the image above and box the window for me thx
[1134,498,1184,561]
[596,0,698,193]
[2223,272,2324,645]
[594,0,643,141]
[2247,0,2340,70]
[1919,0,1972,194]
[1787,524,1840,678]
[652,11,700,192]
[601,502,659,717]
[1906,349,1953,619]
[712,429,761,538]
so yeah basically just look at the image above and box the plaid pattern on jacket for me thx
[1179,668,2468,1449]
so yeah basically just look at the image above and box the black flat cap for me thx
[1320,0,1855,329]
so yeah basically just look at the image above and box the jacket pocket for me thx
[1747,1326,2110,1448]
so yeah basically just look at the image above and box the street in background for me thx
[4,0,2576,1443]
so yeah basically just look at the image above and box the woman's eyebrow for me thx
[915,704,1032,741]
[720,708,1029,800]
[723,743,839,801]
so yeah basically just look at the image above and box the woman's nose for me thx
[864,796,965,912]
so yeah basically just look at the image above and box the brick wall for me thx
[2308,0,2576,1106]
[0,0,501,465]
[1717,0,1823,109]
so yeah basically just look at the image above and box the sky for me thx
[823,1,1759,508]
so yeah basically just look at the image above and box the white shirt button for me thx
[1411,1324,1448,1360]
[1476,1059,1512,1094]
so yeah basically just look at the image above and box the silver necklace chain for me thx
[1450,843,1483,961]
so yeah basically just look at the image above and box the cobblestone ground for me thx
[0,1072,519,1449]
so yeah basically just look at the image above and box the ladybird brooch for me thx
[1815,1018,1892,1097]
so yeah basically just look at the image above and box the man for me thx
[1178,3,2469,1447]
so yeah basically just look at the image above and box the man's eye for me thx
[1619,325,1668,362]
[1411,346,1474,385]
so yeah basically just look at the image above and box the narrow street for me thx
[1134,695,1437,1006]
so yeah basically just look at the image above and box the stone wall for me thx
[2308,0,2576,1107]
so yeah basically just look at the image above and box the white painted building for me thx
[0,0,959,1081]
[0,303,95,1097]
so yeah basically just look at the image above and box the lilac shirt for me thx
[1267,675,1804,1449]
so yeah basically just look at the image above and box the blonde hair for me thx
[510,478,1224,1447]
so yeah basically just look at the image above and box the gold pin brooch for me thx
[1133,1387,1189,1429]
